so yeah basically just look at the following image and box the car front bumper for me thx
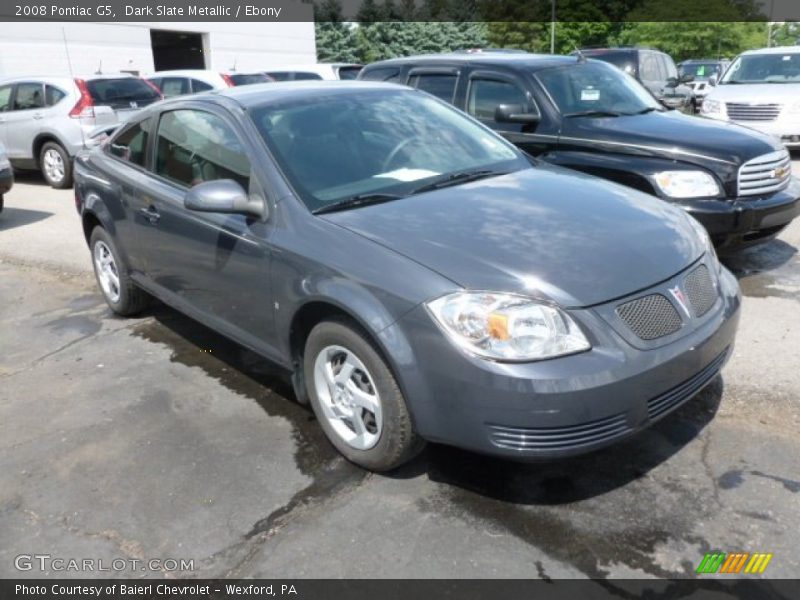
[703,113,800,147]
[673,177,800,251]
[387,259,740,460]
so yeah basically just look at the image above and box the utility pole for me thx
[550,0,556,54]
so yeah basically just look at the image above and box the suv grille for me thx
[684,265,716,317]
[617,294,683,340]
[726,102,781,122]
[738,150,792,197]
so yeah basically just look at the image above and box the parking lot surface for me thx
[1,167,799,579]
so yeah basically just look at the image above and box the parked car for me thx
[264,63,362,81]
[678,59,731,108]
[0,74,162,188]
[360,53,800,250]
[574,47,696,113]
[147,70,274,98]
[701,46,800,148]
[0,141,12,213]
[74,81,741,471]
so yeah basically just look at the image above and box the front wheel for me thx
[89,227,150,316]
[40,141,72,189]
[304,319,424,471]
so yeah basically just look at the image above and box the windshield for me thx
[536,61,662,117]
[250,89,526,211]
[722,53,800,84]
[86,78,161,109]
[583,52,637,76]
[680,62,722,80]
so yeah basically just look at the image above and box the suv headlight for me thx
[426,292,590,361]
[702,98,722,114]
[653,170,720,198]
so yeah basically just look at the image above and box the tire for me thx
[39,141,72,189]
[89,226,150,316]
[304,318,424,471]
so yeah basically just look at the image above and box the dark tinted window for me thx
[337,66,362,80]
[158,77,190,98]
[266,72,292,81]
[467,79,529,120]
[679,62,721,79]
[228,73,270,86]
[586,51,637,76]
[360,67,401,83]
[191,79,214,92]
[45,85,66,106]
[86,78,160,109]
[408,73,457,102]
[108,118,150,167]
[293,72,324,81]
[13,83,45,110]
[154,110,250,189]
[0,85,12,111]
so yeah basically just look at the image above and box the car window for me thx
[293,72,324,81]
[154,109,250,190]
[191,79,214,93]
[0,85,11,111]
[722,52,800,84]
[337,66,362,80]
[408,73,458,102]
[639,52,660,82]
[13,83,45,110]
[158,77,190,98]
[467,78,530,120]
[45,85,66,106]
[108,118,151,167]
[266,72,292,81]
[251,89,525,212]
[662,55,678,79]
[360,67,401,83]
[228,73,270,86]
[86,78,161,109]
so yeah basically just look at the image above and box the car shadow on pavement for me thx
[10,171,50,186]
[0,206,53,230]
[390,378,724,506]
[721,238,797,279]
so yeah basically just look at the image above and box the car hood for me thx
[322,166,703,308]
[562,110,781,166]
[708,82,800,104]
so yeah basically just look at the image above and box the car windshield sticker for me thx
[581,88,600,101]
[697,65,706,76]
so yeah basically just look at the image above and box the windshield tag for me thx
[581,88,600,101]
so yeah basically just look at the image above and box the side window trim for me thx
[466,70,540,120]
[406,66,461,103]
[104,116,154,172]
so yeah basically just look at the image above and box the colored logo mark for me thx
[696,552,773,574]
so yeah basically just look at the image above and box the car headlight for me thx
[702,98,721,114]
[653,170,720,198]
[426,292,590,361]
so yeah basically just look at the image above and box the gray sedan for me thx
[73,82,741,471]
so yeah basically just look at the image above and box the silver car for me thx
[0,74,162,188]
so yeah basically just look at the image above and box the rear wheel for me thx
[89,227,150,316]
[304,319,424,471]
[40,141,72,189]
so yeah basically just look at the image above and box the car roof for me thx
[740,46,800,56]
[364,52,582,71]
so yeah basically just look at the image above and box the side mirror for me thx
[679,73,695,84]
[184,179,265,219]
[494,104,541,124]
[708,74,718,86]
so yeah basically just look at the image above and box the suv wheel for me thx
[89,227,150,316]
[304,319,424,471]
[40,141,72,189]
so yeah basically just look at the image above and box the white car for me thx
[264,63,362,81]
[147,70,273,98]
[0,74,162,188]
[702,46,800,147]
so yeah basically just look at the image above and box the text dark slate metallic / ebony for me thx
[74,81,741,471]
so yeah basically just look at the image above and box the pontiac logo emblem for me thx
[669,286,692,318]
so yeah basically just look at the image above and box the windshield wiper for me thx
[411,169,505,195]
[633,107,660,114]
[564,110,623,118]
[312,193,405,215]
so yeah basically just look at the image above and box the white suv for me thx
[0,74,162,188]
[702,46,800,148]
[264,63,363,81]
[147,70,273,98]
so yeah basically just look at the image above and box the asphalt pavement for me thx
[1,165,799,580]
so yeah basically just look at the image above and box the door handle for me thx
[32,113,44,120]
[139,205,160,224]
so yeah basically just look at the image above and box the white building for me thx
[0,20,317,77]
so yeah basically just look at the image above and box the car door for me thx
[3,82,46,160]
[0,84,12,147]
[463,70,557,156]
[137,105,275,346]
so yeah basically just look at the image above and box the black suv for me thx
[576,47,696,113]
[360,53,800,250]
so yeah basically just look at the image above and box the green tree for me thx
[314,0,361,62]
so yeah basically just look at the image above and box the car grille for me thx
[617,294,683,340]
[684,265,717,317]
[725,102,782,121]
[738,150,792,197]
[647,348,728,420]
[487,413,632,451]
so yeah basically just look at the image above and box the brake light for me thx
[143,78,164,99]
[70,79,94,118]
[220,73,235,87]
